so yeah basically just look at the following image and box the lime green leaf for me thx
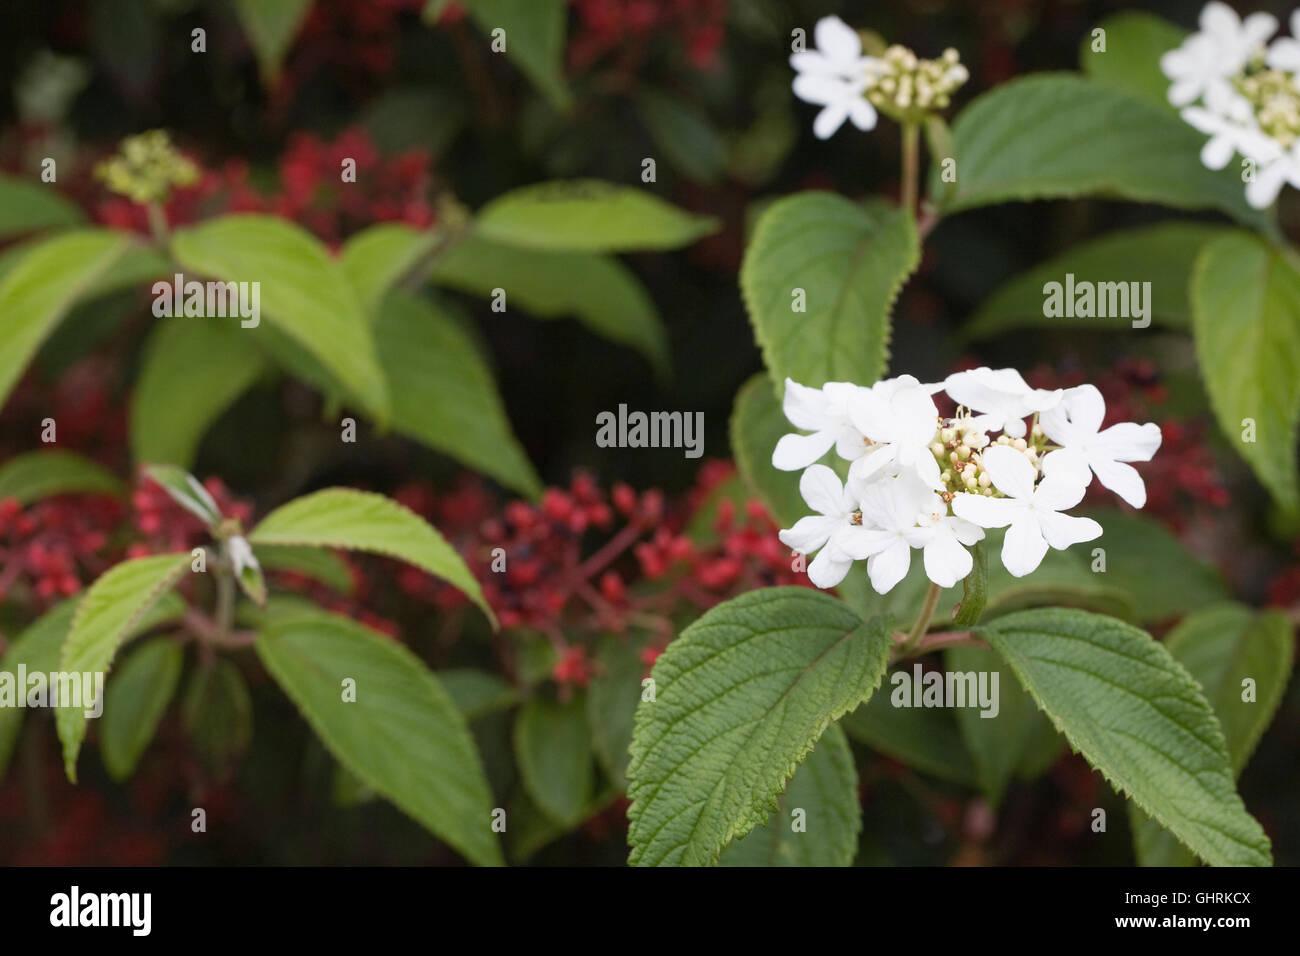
[962,223,1225,342]
[170,214,390,420]
[460,0,570,109]
[100,637,183,781]
[636,89,728,185]
[839,692,977,787]
[475,180,718,252]
[55,552,193,781]
[1132,603,1295,865]
[0,600,77,778]
[439,669,519,721]
[720,723,860,866]
[255,544,355,594]
[0,228,131,408]
[1087,508,1228,622]
[929,75,1267,228]
[376,291,543,497]
[339,223,438,320]
[131,318,269,468]
[0,450,122,505]
[977,608,1271,866]
[249,487,494,626]
[1080,12,1185,109]
[515,694,594,826]
[730,372,804,528]
[432,234,670,378]
[951,540,988,629]
[1192,232,1300,511]
[0,173,85,238]
[626,587,892,866]
[741,194,918,390]
[256,612,503,865]
[181,658,252,776]
[233,0,312,85]
[586,636,643,790]
[141,464,222,526]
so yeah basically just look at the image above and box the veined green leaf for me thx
[100,637,183,781]
[170,214,390,421]
[1080,11,1185,109]
[0,601,77,777]
[626,587,892,866]
[977,608,1271,866]
[56,552,193,781]
[255,544,355,595]
[248,487,494,626]
[256,612,503,866]
[339,222,438,320]
[514,693,594,826]
[1132,603,1295,865]
[929,74,1268,229]
[0,173,85,239]
[131,318,269,468]
[0,450,122,505]
[719,723,860,866]
[741,193,918,390]
[141,464,222,526]
[0,228,131,408]
[182,658,252,775]
[475,180,718,252]
[1192,231,1300,511]
[375,291,543,497]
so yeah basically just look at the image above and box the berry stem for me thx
[900,121,920,216]
[902,580,941,653]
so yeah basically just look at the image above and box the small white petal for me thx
[1036,511,1103,550]
[980,445,1038,500]
[867,539,912,594]
[808,546,854,588]
[813,102,851,139]
[779,514,840,554]
[1001,517,1049,577]
[950,492,1021,529]
[1095,421,1162,462]
[923,531,972,588]
[773,430,835,471]
[799,463,846,516]
[1089,458,1149,508]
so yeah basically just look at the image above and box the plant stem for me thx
[900,122,920,216]
[146,201,171,250]
[214,559,235,642]
[903,581,942,654]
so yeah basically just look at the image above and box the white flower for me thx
[1181,81,1261,169]
[790,16,880,139]
[951,446,1101,578]
[943,367,1061,439]
[847,375,943,489]
[913,492,985,588]
[1161,2,1278,107]
[854,474,933,594]
[1265,10,1300,71]
[772,379,870,471]
[778,465,874,588]
[227,534,260,575]
[1244,138,1300,208]
[1039,384,1163,508]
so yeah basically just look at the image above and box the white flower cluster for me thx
[773,369,1162,593]
[1163,3,1300,208]
[790,16,967,139]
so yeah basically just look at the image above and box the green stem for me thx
[902,581,942,654]
[900,122,920,216]
[214,556,235,642]
[145,201,171,251]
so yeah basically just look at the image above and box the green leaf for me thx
[233,0,312,85]
[0,601,77,778]
[432,234,670,378]
[719,723,860,866]
[0,450,122,505]
[255,544,355,595]
[0,228,131,408]
[976,608,1271,866]
[460,0,570,109]
[635,89,728,185]
[375,291,543,497]
[0,173,85,239]
[170,214,390,421]
[1080,12,1185,109]
[249,487,495,626]
[1132,603,1295,866]
[131,318,269,468]
[100,637,183,781]
[962,223,1225,342]
[1087,508,1228,622]
[474,180,718,253]
[514,693,594,827]
[626,587,892,866]
[181,658,252,775]
[929,74,1267,229]
[945,645,1061,806]
[950,540,988,629]
[141,464,222,526]
[839,692,977,787]
[586,636,643,790]
[55,552,192,781]
[256,612,504,865]
[439,669,519,721]
[340,223,438,320]
[741,193,918,390]
[729,372,805,529]
[1192,232,1300,511]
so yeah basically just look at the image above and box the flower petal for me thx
[979,445,1037,500]
[814,15,862,65]
[799,463,846,515]
[1036,511,1103,551]
[782,378,828,431]
[813,102,851,140]
[1095,421,1162,462]
[808,546,854,589]
[1001,516,1049,577]
[950,492,1020,529]
[923,531,972,588]
[1032,468,1089,512]
[866,539,912,594]
[773,429,836,471]
[1089,457,1149,508]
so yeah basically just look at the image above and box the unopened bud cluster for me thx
[866,45,969,121]
[1238,66,1300,146]
[94,129,199,204]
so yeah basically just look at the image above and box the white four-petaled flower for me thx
[772,379,869,471]
[777,465,873,588]
[943,367,1061,439]
[1161,2,1277,107]
[790,16,880,139]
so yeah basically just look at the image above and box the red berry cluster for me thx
[0,494,121,605]
[570,0,728,71]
